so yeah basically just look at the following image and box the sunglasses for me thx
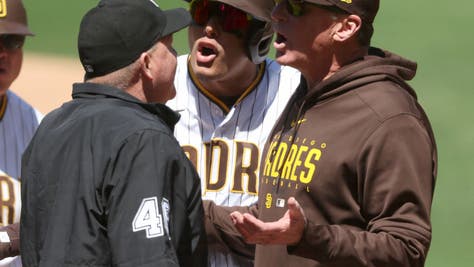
[189,0,251,33]
[0,35,25,51]
[274,0,347,17]
[274,0,305,16]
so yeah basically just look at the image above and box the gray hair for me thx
[85,43,159,90]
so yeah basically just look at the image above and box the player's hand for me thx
[229,197,306,245]
[0,223,20,259]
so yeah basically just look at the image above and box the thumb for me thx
[287,197,305,223]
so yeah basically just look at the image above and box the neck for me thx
[125,84,147,102]
[305,45,368,89]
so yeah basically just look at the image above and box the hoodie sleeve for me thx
[0,223,20,259]
[289,114,436,267]
[203,200,257,259]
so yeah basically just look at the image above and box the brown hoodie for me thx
[205,47,437,267]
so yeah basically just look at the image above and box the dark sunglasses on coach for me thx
[274,0,305,16]
[0,35,25,50]
[274,0,347,17]
[189,0,252,33]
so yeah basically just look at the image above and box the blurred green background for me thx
[22,0,474,266]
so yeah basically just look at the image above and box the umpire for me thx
[19,0,207,266]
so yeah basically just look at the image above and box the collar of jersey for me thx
[187,56,266,114]
[0,94,7,121]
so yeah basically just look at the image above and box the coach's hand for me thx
[229,197,306,245]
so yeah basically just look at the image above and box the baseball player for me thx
[166,0,300,266]
[0,1,41,266]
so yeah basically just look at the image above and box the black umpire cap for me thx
[78,0,191,79]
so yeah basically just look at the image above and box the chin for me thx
[194,65,225,82]
[276,51,302,70]
[169,90,177,101]
[275,54,292,67]
[165,86,177,102]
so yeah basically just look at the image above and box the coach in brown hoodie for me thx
[205,0,437,266]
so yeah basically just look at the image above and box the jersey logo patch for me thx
[276,198,285,208]
[265,193,272,208]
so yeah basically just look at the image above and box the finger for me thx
[231,212,262,233]
[229,211,244,224]
[230,212,261,243]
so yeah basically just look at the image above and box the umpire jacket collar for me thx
[71,82,180,128]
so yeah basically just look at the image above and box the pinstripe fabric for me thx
[167,55,300,267]
[0,91,43,178]
[0,90,42,267]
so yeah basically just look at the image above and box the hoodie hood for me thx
[303,47,418,109]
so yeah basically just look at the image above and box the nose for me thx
[203,16,220,38]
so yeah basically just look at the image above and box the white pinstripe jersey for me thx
[167,55,300,266]
[0,90,42,266]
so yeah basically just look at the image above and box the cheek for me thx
[153,53,177,103]
[11,52,23,75]
[158,49,177,71]
[160,53,178,83]
[220,34,248,61]
[188,26,201,49]
[168,54,177,77]
[0,52,22,88]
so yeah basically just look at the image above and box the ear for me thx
[139,52,153,80]
[332,15,362,42]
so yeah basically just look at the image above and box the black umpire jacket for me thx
[20,83,207,267]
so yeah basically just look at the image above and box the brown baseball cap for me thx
[0,0,33,35]
[307,0,379,23]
